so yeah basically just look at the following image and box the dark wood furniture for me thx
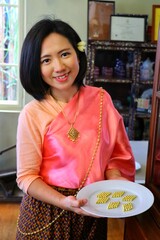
[124,29,160,239]
[86,41,156,140]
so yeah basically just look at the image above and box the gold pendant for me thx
[67,125,80,142]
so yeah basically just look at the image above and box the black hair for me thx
[20,18,87,100]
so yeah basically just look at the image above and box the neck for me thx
[50,86,79,103]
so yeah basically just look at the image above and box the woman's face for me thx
[40,33,80,97]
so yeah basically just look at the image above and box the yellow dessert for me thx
[97,191,112,198]
[96,197,110,204]
[122,195,137,202]
[112,191,125,198]
[107,201,120,209]
[122,203,133,212]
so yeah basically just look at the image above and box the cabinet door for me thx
[124,29,160,240]
[146,28,160,227]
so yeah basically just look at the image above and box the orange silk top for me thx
[16,86,135,193]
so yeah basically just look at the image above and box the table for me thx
[130,141,149,184]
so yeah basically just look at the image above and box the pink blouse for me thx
[16,86,135,193]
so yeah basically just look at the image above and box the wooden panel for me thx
[124,210,160,240]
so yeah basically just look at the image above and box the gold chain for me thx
[55,91,80,126]
[76,89,104,193]
[17,209,65,236]
[52,90,81,142]
[17,88,104,236]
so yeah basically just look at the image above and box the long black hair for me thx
[20,18,87,100]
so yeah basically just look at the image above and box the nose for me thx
[53,58,65,72]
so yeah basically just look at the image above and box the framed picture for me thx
[110,15,148,42]
[151,5,160,43]
[88,1,115,41]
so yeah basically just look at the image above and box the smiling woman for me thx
[16,18,135,240]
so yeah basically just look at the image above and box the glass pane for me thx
[0,0,18,4]
[0,65,18,100]
[0,5,18,64]
[0,0,19,105]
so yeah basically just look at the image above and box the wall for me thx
[0,0,159,168]
[26,0,88,41]
[0,113,17,170]
[114,0,160,25]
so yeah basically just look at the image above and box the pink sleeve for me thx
[107,117,135,181]
[101,91,135,181]
[16,108,43,193]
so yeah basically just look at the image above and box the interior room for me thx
[0,0,160,239]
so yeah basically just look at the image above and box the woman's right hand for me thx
[61,195,98,217]
[27,178,98,217]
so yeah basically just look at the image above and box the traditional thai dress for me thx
[16,86,135,240]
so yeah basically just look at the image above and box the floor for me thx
[0,203,19,240]
[0,203,124,240]
[108,218,124,240]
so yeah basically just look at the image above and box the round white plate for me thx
[77,180,154,218]
[135,161,141,171]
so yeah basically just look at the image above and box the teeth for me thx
[57,74,68,79]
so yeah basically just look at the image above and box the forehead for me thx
[41,33,72,52]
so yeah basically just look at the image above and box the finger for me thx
[78,198,88,206]
[70,198,87,208]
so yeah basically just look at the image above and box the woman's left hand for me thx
[105,169,129,181]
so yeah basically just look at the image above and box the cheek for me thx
[72,58,80,73]
[41,66,51,78]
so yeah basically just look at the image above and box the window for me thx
[0,0,24,112]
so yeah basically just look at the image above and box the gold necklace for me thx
[52,91,80,142]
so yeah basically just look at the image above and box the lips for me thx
[54,73,69,82]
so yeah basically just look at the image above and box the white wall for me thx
[104,0,160,25]
[0,0,159,168]
[26,0,88,41]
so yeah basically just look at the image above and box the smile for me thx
[55,73,69,82]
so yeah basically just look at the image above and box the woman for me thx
[16,18,135,239]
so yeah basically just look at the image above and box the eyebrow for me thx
[40,54,50,60]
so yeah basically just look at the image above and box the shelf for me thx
[86,41,156,140]
[95,78,132,83]
[120,112,130,118]
[138,80,153,85]
[88,40,157,51]
[136,112,151,118]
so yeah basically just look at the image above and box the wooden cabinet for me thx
[124,30,160,239]
[86,41,156,140]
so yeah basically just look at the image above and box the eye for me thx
[61,51,71,58]
[41,58,51,64]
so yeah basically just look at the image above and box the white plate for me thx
[135,161,141,171]
[77,180,154,218]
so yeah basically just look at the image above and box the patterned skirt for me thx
[16,187,107,240]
